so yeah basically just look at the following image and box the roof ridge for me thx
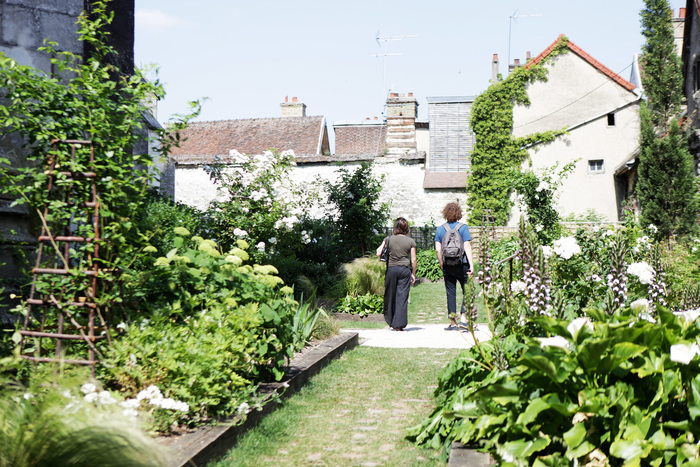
[524,34,636,92]
[187,115,325,125]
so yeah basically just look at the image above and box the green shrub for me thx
[416,249,442,281]
[338,293,383,316]
[103,230,298,428]
[311,311,339,341]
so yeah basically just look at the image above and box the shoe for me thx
[458,321,469,329]
[396,327,405,331]
[444,325,458,331]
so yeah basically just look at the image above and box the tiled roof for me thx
[334,122,386,157]
[525,34,636,92]
[169,116,327,162]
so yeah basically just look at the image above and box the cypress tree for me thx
[637,0,699,238]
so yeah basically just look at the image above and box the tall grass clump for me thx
[338,257,386,297]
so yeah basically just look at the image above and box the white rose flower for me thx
[256,241,266,252]
[541,245,554,258]
[120,398,140,409]
[269,237,277,244]
[84,392,98,403]
[80,383,97,395]
[97,391,117,405]
[510,280,526,295]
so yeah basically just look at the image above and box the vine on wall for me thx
[467,36,570,226]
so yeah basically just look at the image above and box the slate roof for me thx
[525,34,636,92]
[170,116,328,164]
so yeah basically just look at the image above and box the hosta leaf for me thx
[563,421,586,449]
[501,436,550,459]
[517,397,551,426]
[520,355,560,383]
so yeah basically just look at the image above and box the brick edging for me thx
[160,332,359,466]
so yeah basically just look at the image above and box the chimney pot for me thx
[493,53,498,62]
[390,92,398,98]
[526,51,531,60]
[292,97,298,102]
[285,96,288,102]
[374,116,378,120]
[680,7,686,18]
[408,92,413,97]
[514,58,520,66]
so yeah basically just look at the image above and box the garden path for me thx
[342,323,492,349]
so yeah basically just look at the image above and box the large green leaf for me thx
[517,397,551,426]
[501,435,550,459]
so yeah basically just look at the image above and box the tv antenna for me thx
[372,31,417,98]
[508,11,541,73]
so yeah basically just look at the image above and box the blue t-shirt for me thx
[435,222,471,265]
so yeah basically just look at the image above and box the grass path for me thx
[211,346,461,466]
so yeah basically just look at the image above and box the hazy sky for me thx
[134,0,687,148]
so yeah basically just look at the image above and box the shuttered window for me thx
[428,100,475,172]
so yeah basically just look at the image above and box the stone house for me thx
[510,34,642,224]
[682,1,700,169]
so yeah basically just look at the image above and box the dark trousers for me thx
[383,265,411,329]
[444,264,468,318]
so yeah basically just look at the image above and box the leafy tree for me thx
[637,0,699,239]
[323,162,389,259]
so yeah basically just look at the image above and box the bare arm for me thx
[376,239,386,258]
[410,246,417,284]
[435,241,443,269]
[465,240,474,275]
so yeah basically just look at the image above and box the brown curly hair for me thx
[393,217,409,235]
[442,202,463,223]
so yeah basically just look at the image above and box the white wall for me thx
[173,159,466,227]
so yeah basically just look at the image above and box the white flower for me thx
[159,398,176,410]
[567,317,593,338]
[84,392,98,403]
[590,274,602,282]
[136,385,162,401]
[116,322,128,331]
[674,308,700,324]
[120,398,140,409]
[23,393,32,400]
[80,383,97,395]
[268,237,277,244]
[535,180,551,192]
[510,280,526,295]
[670,343,700,365]
[97,391,117,405]
[630,298,649,313]
[256,241,265,252]
[648,224,658,234]
[627,262,655,285]
[174,401,190,412]
[639,312,656,324]
[122,409,139,419]
[237,402,250,414]
[539,335,571,351]
[553,237,581,260]
[541,245,554,258]
[233,228,248,237]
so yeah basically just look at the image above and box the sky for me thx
[134,0,687,150]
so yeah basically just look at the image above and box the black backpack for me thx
[441,223,465,268]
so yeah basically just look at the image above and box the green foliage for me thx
[0,362,168,466]
[512,162,575,244]
[467,38,568,226]
[415,307,700,465]
[291,296,326,351]
[416,249,443,281]
[637,105,699,239]
[640,0,684,126]
[338,293,383,316]
[637,0,699,240]
[323,162,389,258]
[338,257,386,298]
[103,230,298,426]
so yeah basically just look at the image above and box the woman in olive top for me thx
[376,217,417,331]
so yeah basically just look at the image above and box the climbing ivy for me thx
[467,37,569,226]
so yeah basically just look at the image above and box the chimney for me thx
[384,91,418,159]
[492,54,499,83]
[280,96,306,118]
[526,51,531,61]
[680,7,686,18]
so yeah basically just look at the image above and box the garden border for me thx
[158,331,359,466]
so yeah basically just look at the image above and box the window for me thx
[588,159,604,173]
[607,113,615,126]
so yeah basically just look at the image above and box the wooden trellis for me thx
[19,140,108,371]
